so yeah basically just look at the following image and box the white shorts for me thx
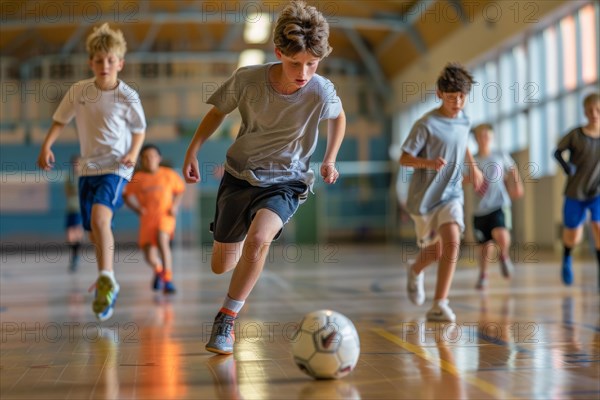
[410,200,465,248]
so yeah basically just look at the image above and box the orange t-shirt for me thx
[124,167,185,246]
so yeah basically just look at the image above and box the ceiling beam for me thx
[342,27,392,100]
[60,24,88,56]
[138,19,163,53]
[218,23,243,51]
[446,0,470,25]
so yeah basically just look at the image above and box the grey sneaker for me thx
[426,299,456,322]
[206,312,236,355]
[92,274,120,322]
[500,257,514,278]
[407,265,425,305]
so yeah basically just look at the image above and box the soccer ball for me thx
[291,310,360,379]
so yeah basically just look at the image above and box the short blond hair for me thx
[86,23,127,59]
[472,123,494,137]
[273,1,332,58]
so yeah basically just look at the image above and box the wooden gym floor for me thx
[1,242,598,399]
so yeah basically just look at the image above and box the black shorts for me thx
[473,208,506,244]
[210,172,308,243]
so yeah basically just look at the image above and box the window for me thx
[579,4,598,84]
[560,16,577,91]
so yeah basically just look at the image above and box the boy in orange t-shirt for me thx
[123,144,185,293]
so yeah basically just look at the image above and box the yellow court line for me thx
[372,328,520,400]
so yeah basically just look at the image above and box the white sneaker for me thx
[407,265,425,305]
[426,299,456,322]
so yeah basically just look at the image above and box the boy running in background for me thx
[554,93,600,286]
[123,144,185,294]
[470,124,524,289]
[37,23,146,321]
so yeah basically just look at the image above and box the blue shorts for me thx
[563,195,600,229]
[211,172,308,243]
[65,212,82,229]
[79,174,127,231]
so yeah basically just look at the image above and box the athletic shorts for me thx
[211,172,308,243]
[65,212,82,229]
[410,200,465,248]
[79,174,127,231]
[139,214,176,247]
[563,195,600,229]
[473,208,507,244]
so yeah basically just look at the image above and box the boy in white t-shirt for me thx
[37,23,146,321]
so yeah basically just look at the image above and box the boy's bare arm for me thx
[37,121,65,170]
[464,149,483,190]
[170,192,185,216]
[399,151,446,171]
[183,106,227,183]
[505,166,524,199]
[321,109,346,184]
[122,193,143,215]
[122,131,145,168]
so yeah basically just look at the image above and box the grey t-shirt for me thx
[556,127,600,200]
[473,151,515,216]
[207,63,342,187]
[401,109,471,215]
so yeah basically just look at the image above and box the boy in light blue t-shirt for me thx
[470,124,523,290]
[400,63,483,322]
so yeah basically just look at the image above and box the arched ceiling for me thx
[1,0,490,98]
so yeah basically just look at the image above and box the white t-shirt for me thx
[472,151,515,216]
[53,78,146,180]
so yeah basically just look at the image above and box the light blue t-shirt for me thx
[472,151,516,216]
[401,109,471,216]
[207,63,342,187]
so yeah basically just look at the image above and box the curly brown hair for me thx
[273,1,332,58]
[437,62,475,93]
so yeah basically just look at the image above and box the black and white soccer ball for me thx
[291,309,360,379]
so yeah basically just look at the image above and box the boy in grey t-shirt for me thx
[400,63,483,322]
[554,93,600,286]
[183,1,346,355]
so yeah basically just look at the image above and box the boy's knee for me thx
[211,258,234,274]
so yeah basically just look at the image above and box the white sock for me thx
[100,270,115,282]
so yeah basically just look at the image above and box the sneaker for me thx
[407,265,425,305]
[475,275,487,290]
[163,280,176,294]
[206,311,236,355]
[152,273,162,291]
[499,256,514,278]
[562,255,573,285]
[426,299,456,322]
[92,275,120,322]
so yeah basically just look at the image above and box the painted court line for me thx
[372,327,522,400]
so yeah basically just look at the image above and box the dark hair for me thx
[273,0,332,58]
[140,143,161,156]
[437,62,475,93]
[583,93,599,107]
